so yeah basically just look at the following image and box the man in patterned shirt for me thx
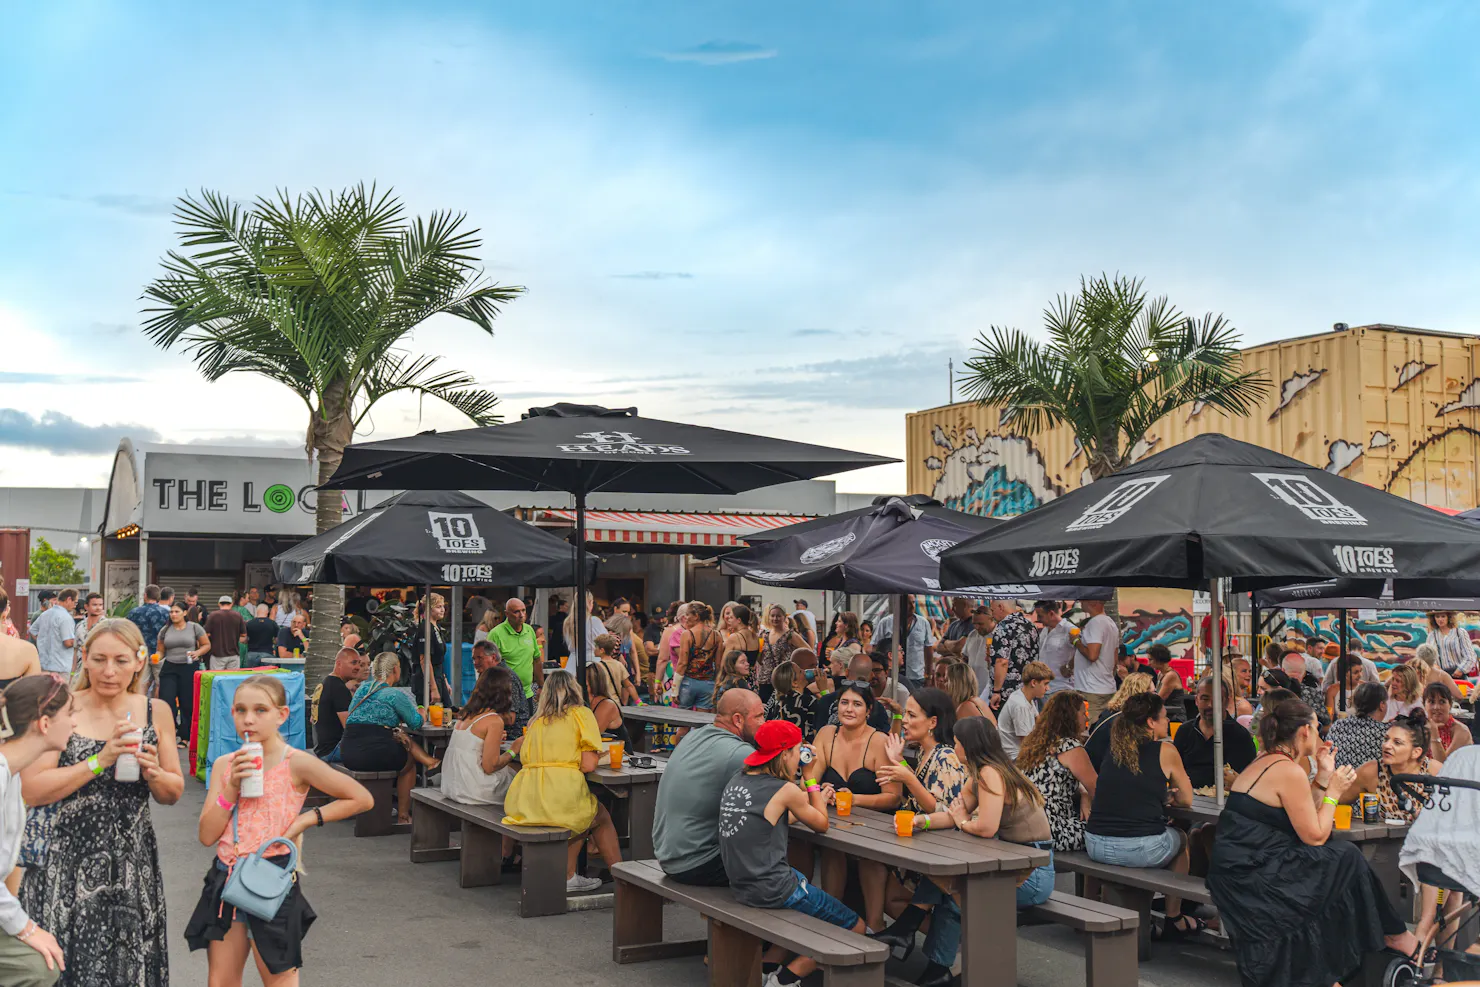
[125,584,171,656]
[988,599,1038,709]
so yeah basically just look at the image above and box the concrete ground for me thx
[156,782,1243,986]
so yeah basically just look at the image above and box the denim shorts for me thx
[1085,828,1184,869]
[677,677,716,711]
[1015,842,1055,909]
[783,869,859,930]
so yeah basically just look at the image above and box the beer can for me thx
[1360,793,1379,825]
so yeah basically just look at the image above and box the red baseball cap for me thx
[744,719,803,767]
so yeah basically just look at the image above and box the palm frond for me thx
[358,350,501,426]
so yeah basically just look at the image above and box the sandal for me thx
[1155,914,1208,940]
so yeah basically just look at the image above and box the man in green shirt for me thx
[489,597,543,700]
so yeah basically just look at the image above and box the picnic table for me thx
[789,806,1048,987]
[1166,794,1412,913]
[407,723,455,786]
[590,755,665,859]
[622,705,714,751]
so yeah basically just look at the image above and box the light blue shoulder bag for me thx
[220,807,298,920]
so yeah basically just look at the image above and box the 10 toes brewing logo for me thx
[800,532,857,564]
[427,512,487,553]
[1028,548,1080,578]
[1065,475,1169,532]
[442,563,496,582]
[557,430,691,455]
[1331,545,1397,575]
[1253,473,1367,526]
[918,538,958,563]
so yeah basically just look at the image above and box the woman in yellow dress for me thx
[502,670,624,893]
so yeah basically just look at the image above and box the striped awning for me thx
[533,509,815,548]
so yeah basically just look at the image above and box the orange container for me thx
[894,810,915,836]
[835,790,853,816]
[1334,804,1352,830]
[608,740,624,770]
[1169,721,1181,737]
[429,704,444,727]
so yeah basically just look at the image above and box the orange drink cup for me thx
[835,790,853,816]
[1334,804,1352,830]
[1169,721,1181,737]
[429,704,443,727]
[608,740,624,770]
[894,810,915,836]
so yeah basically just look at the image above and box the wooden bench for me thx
[611,859,887,987]
[332,766,409,837]
[409,788,572,917]
[1020,891,1140,987]
[1054,851,1215,960]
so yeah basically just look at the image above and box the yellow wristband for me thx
[1322,796,1339,806]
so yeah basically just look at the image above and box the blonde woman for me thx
[475,606,501,645]
[20,618,184,987]
[1428,612,1476,676]
[1411,643,1464,701]
[342,652,440,825]
[562,591,608,669]
[756,604,809,703]
[675,602,721,711]
[1084,671,1155,773]
[944,661,995,724]
[502,670,622,893]
[413,592,450,704]
[1383,664,1423,722]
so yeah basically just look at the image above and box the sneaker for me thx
[762,970,785,987]
[565,874,603,894]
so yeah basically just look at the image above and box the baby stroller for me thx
[1387,745,1480,987]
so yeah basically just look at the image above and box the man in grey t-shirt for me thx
[653,689,765,885]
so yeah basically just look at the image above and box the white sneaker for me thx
[566,874,603,894]
[762,970,785,987]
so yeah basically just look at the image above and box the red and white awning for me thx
[534,509,814,548]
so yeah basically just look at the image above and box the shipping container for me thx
[0,528,31,633]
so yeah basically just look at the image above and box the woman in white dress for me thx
[441,666,519,806]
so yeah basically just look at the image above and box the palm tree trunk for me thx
[304,394,354,690]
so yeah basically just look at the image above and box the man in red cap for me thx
[718,720,867,987]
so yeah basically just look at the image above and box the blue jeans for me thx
[677,678,715,711]
[915,843,1056,966]
[783,869,859,929]
[1085,828,1183,869]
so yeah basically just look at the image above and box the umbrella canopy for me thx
[721,497,1112,599]
[1252,578,1480,612]
[740,493,999,545]
[321,403,897,495]
[272,490,596,587]
[320,404,895,679]
[939,433,1480,594]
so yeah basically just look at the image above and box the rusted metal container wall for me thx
[0,528,31,631]
[908,325,1480,514]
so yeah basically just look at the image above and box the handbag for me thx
[220,806,298,921]
[324,681,384,763]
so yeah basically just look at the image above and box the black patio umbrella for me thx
[739,493,1000,544]
[273,490,597,705]
[272,490,595,587]
[320,403,896,683]
[1253,579,1480,612]
[940,433,1480,801]
[721,497,1112,692]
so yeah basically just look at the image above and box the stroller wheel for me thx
[1383,955,1420,987]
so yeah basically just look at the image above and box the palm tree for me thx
[959,274,1269,482]
[142,184,523,683]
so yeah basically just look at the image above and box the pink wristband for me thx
[216,794,236,810]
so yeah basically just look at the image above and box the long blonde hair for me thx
[1388,663,1421,703]
[370,652,401,684]
[1107,671,1155,712]
[563,591,596,646]
[77,618,149,694]
[534,669,584,721]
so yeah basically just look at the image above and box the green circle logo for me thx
[263,484,296,513]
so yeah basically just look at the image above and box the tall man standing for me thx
[204,595,247,671]
[125,584,170,656]
[1035,601,1077,694]
[1072,599,1121,721]
[489,597,542,731]
[988,599,1038,708]
[28,589,77,676]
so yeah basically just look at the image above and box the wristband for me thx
[314,807,325,827]
[803,778,819,790]
[17,922,37,942]
[87,755,103,776]
[900,761,910,769]
[920,817,932,830]
[893,714,904,721]
[216,794,236,810]
[1322,796,1339,806]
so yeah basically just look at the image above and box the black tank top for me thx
[820,729,882,795]
[594,696,630,746]
[1087,739,1168,837]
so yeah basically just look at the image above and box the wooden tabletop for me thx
[408,725,453,738]
[591,756,666,787]
[789,806,1049,876]
[1166,794,1409,841]
[622,705,715,728]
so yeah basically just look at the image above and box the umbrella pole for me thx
[890,595,903,699]
[450,585,463,707]
[575,491,589,690]
[424,583,432,709]
[1339,608,1349,714]
[1212,578,1225,805]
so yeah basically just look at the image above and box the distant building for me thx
[907,323,1480,660]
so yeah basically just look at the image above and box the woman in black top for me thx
[1147,644,1187,721]
[1084,693,1198,937]
[585,662,630,746]
[1208,699,1419,987]
[1085,671,1155,769]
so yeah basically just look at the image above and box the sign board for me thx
[105,561,139,612]
[1192,591,1211,615]
[1283,608,1298,623]
[142,451,320,536]
[13,579,28,598]
[1357,608,1378,621]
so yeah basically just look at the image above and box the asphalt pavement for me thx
[154,781,1242,986]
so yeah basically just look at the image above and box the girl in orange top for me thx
[189,676,372,985]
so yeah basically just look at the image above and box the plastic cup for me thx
[429,704,444,727]
[1169,722,1181,737]
[1334,804,1352,830]
[894,810,915,837]
[609,741,624,770]
[835,790,853,816]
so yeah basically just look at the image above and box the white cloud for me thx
[654,41,777,65]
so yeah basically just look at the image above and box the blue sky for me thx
[2,1,1479,493]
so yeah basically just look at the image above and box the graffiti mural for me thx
[924,428,1065,518]
[1268,368,1326,421]
[1325,439,1363,474]
[1281,612,1480,663]
[1393,360,1435,391]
